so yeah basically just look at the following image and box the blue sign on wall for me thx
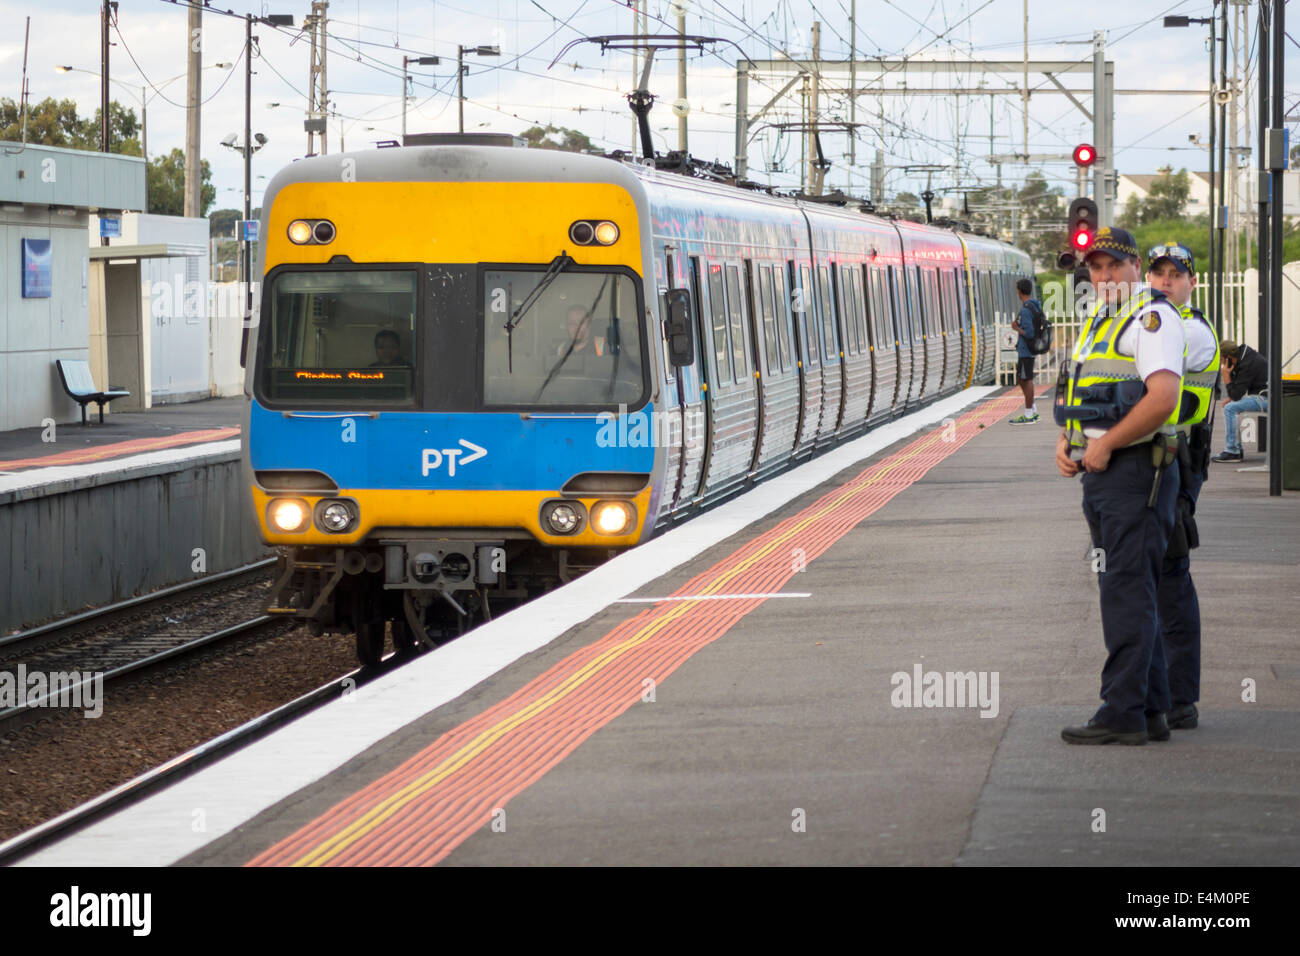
[99,217,121,238]
[21,239,52,298]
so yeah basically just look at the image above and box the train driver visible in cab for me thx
[370,329,408,367]
[555,306,606,364]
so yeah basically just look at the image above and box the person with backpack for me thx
[1009,278,1043,424]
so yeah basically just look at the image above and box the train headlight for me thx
[288,220,313,244]
[569,220,619,246]
[316,499,357,533]
[312,220,336,243]
[541,500,586,535]
[268,498,310,533]
[591,500,635,536]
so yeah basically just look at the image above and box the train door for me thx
[901,267,925,406]
[887,265,912,410]
[791,263,822,454]
[814,264,842,441]
[837,263,871,427]
[680,256,714,504]
[695,259,758,498]
[865,266,898,422]
[661,251,705,513]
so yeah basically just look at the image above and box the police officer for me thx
[1055,227,1186,745]
[1144,242,1220,732]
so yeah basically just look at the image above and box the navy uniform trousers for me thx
[1148,467,1204,711]
[1081,444,1181,732]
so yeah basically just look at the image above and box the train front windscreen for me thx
[482,268,645,409]
[258,265,647,411]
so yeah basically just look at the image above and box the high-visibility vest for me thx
[1176,304,1220,431]
[1062,288,1184,449]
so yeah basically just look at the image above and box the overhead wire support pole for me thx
[1268,0,1284,497]
[1217,0,1229,335]
[184,0,202,218]
[1209,9,1218,343]
[1257,1,1270,365]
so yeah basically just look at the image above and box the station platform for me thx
[0,398,242,477]
[15,386,1299,867]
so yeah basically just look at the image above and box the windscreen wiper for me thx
[533,274,612,402]
[504,251,574,373]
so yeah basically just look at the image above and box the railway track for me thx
[0,656,400,866]
[0,560,282,733]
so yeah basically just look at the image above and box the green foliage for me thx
[519,124,595,152]
[1117,167,1190,227]
[146,148,216,217]
[208,208,241,238]
[0,96,140,154]
[962,171,1065,269]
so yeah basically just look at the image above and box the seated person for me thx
[556,306,605,360]
[370,329,408,367]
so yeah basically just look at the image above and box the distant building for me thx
[0,142,145,432]
[1118,168,1300,219]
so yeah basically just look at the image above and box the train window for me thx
[261,268,418,405]
[866,269,888,347]
[797,265,819,368]
[926,271,942,335]
[758,264,779,373]
[481,268,645,408]
[725,264,748,383]
[817,266,837,361]
[844,265,867,355]
[945,270,964,332]
[706,263,732,383]
[772,266,791,371]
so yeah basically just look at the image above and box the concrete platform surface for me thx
[0,397,243,474]
[17,386,1300,867]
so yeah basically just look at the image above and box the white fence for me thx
[997,271,1256,388]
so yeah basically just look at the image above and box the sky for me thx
[1,0,1295,214]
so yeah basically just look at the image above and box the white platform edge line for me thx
[18,387,997,867]
[0,440,242,495]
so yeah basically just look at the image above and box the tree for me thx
[0,96,139,154]
[147,148,216,217]
[520,124,595,152]
[1119,166,1190,226]
[209,208,242,238]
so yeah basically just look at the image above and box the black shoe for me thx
[1211,450,1244,463]
[1167,703,1199,729]
[1061,719,1148,746]
[1146,712,1170,742]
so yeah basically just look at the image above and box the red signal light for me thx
[1073,144,1096,167]
[1071,228,1093,251]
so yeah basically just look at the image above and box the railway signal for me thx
[1068,197,1100,255]
[1072,143,1096,167]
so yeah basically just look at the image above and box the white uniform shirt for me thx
[1181,310,1218,373]
[1082,287,1185,438]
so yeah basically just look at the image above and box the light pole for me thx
[457,44,499,134]
[1164,13,1217,333]
[230,11,292,366]
[401,54,440,141]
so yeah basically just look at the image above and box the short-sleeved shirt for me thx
[1082,290,1185,439]
[1015,299,1039,358]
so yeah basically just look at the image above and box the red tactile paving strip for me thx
[0,428,240,472]
[248,392,1023,867]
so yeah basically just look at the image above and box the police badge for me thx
[1140,310,1161,332]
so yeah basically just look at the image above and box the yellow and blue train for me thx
[242,144,1032,663]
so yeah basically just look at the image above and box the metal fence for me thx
[996,271,1247,388]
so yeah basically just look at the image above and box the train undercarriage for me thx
[267,537,617,665]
